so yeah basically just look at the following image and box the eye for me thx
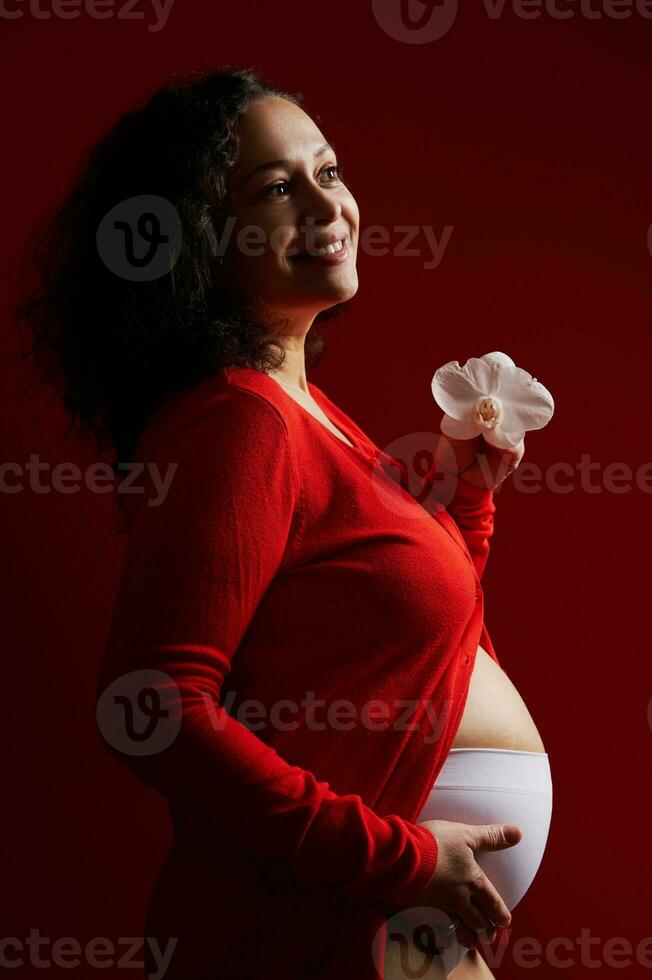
[265,180,290,199]
[263,164,344,199]
[320,164,343,184]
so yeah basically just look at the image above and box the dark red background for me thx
[2,1,651,976]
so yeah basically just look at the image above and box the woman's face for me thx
[224,96,359,322]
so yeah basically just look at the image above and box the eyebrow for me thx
[237,142,336,191]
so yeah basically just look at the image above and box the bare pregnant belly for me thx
[382,649,545,979]
[451,645,545,752]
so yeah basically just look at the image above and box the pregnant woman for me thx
[20,67,552,979]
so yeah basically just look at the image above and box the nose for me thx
[300,181,342,227]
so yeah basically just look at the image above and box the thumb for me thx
[471,823,523,853]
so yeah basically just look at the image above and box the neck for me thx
[267,332,311,394]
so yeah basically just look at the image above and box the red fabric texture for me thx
[96,365,501,979]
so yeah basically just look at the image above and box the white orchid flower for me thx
[431,351,554,451]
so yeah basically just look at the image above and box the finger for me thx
[468,866,512,928]
[494,440,524,466]
[469,896,498,943]
[447,882,499,949]
[470,823,523,852]
[460,890,495,936]
[500,455,520,475]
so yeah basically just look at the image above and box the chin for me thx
[262,277,359,317]
[318,278,359,305]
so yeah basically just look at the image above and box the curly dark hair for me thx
[15,65,347,500]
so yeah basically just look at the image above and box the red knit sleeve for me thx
[415,451,496,581]
[442,472,496,581]
[96,385,438,908]
[417,454,503,668]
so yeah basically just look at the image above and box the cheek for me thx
[232,214,297,270]
[225,239,297,304]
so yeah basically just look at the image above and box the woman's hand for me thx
[400,820,522,949]
[435,432,525,491]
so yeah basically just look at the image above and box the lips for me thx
[291,234,349,260]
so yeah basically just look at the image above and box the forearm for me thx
[420,454,496,580]
[96,643,438,909]
[445,473,495,580]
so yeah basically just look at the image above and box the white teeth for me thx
[316,238,344,256]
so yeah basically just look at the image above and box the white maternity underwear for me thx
[382,747,553,979]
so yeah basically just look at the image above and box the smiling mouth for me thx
[291,237,350,263]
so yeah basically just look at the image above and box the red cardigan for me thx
[97,364,502,979]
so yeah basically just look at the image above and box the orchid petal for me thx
[431,362,481,420]
[483,427,526,450]
[497,369,555,432]
[431,350,555,442]
[479,352,517,394]
[463,356,502,396]
[481,351,516,371]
